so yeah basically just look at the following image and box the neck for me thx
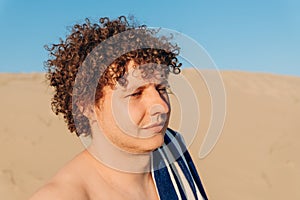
[84,150,157,199]
[87,121,153,173]
[82,122,159,199]
[85,149,152,184]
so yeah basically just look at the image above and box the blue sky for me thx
[0,0,299,76]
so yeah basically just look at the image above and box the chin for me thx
[138,132,165,153]
[116,127,167,154]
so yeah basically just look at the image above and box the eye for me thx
[157,86,171,94]
[157,87,167,93]
[129,91,142,97]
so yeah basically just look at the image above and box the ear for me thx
[76,101,96,120]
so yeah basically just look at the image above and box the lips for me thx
[142,122,165,129]
[141,122,165,133]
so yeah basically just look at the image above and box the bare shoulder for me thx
[29,151,90,200]
[29,180,87,200]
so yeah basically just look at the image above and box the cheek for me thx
[128,99,145,125]
[162,93,171,109]
[111,96,144,129]
[112,99,129,123]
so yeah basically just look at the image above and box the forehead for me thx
[117,62,169,91]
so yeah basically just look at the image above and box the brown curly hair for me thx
[45,16,182,137]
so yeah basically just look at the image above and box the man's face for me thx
[95,62,170,153]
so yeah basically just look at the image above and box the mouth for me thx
[141,122,166,133]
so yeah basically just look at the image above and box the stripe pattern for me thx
[152,128,208,200]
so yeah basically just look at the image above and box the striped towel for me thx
[152,128,208,200]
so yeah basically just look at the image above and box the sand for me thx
[0,70,299,199]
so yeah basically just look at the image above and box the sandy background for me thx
[1,70,299,199]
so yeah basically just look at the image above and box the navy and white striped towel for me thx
[152,128,208,200]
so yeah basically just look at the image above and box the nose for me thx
[146,87,170,117]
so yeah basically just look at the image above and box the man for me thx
[30,16,208,200]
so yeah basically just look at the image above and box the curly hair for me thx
[45,16,182,137]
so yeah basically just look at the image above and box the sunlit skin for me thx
[94,62,171,154]
[29,62,171,200]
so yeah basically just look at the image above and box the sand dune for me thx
[0,70,299,199]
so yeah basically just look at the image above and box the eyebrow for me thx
[124,81,169,93]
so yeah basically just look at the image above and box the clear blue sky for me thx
[0,0,299,76]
